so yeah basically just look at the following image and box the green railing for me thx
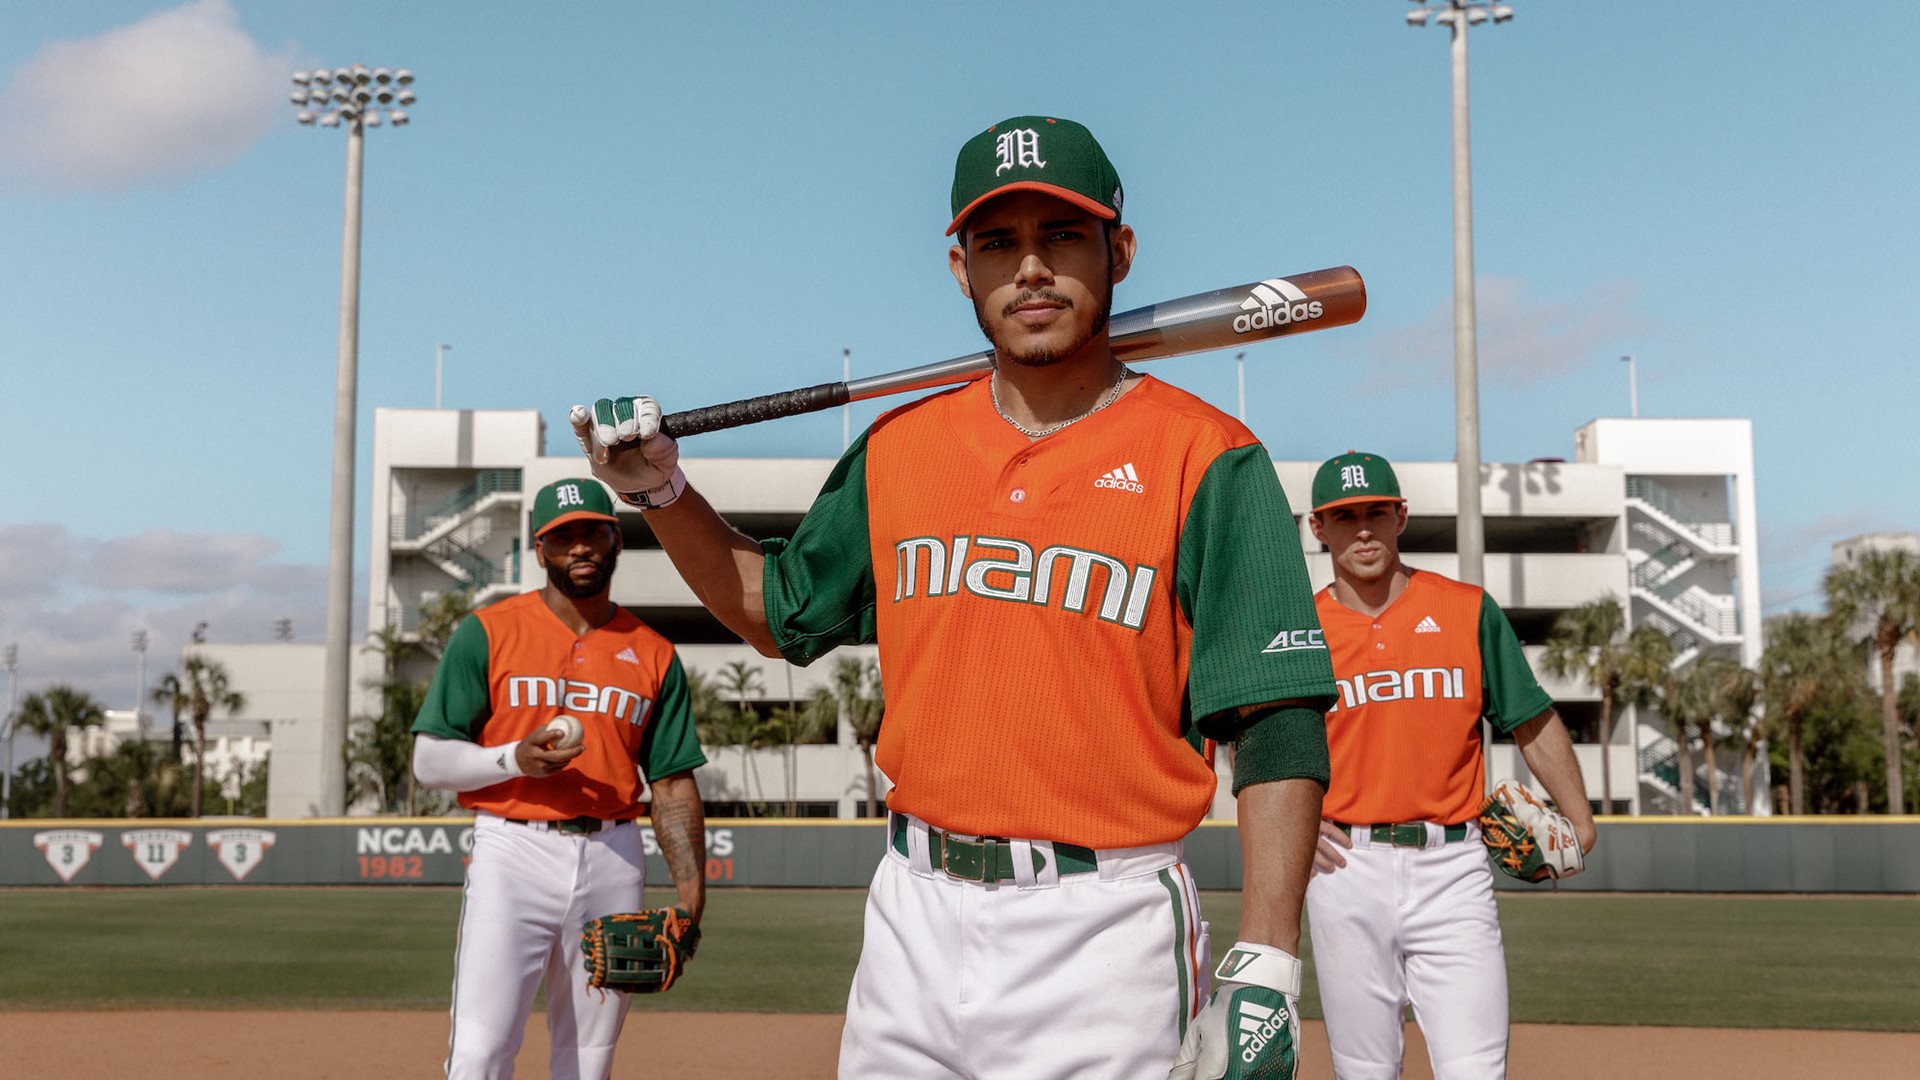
[1626,477,1735,545]
[426,468,522,521]
[398,469,524,541]
[1631,541,1692,588]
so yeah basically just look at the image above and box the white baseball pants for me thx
[444,813,646,1080]
[838,814,1208,1079]
[1306,822,1508,1080]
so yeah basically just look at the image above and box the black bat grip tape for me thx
[660,382,851,439]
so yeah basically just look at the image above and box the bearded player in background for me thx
[411,477,708,1080]
[570,114,1336,1079]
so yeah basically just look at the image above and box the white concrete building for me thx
[71,699,273,812]
[1575,418,1768,814]
[340,407,1771,819]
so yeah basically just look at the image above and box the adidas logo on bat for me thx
[1234,277,1324,334]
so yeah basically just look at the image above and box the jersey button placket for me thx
[1000,454,1037,514]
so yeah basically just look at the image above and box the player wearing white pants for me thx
[1299,452,1598,1080]
[839,813,1208,1080]
[412,478,710,1080]
[1306,822,1507,1079]
[447,814,647,1080]
[572,115,1339,1079]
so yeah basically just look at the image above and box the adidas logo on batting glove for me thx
[1170,941,1303,1080]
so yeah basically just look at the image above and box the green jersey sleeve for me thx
[411,615,493,741]
[1479,591,1554,733]
[639,651,707,780]
[1181,443,1337,733]
[762,428,879,666]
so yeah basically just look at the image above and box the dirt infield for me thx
[4,1012,1915,1078]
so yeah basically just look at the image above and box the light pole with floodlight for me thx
[1404,0,1512,587]
[290,63,415,816]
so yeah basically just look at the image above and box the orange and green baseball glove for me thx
[580,907,701,993]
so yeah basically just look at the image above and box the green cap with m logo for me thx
[1311,451,1406,512]
[530,477,619,537]
[948,115,1123,236]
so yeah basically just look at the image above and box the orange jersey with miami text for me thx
[761,374,1334,849]
[412,591,705,821]
[1315,570,1550,826]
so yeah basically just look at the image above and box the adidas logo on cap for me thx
[1095,462,1144,494]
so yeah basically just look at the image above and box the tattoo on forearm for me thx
[652,790,706,898]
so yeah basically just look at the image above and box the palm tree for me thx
[151,672,188,763]
[415,589,474,658]
[1541,596,1673,814]
[713,660,770,815]
[1692,656,1759,815]
[1824,548,1920,814]
[14,685,105,817]
[767,695,836,817]
[180,654,246,818]
[826,656,886,816]
[1759,613,1861,816]
[1658,659,1711,815]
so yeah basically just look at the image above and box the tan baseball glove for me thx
[1480,780,1584,882]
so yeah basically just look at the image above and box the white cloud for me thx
[0,0,294,193]
[1344,276,1659,392]
[0,523,329,711]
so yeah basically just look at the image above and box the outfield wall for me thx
[2,818,1915,892]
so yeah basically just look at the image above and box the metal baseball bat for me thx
[659,265,1365,439]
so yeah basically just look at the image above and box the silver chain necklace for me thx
[991,365,1131,439]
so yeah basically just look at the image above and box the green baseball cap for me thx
[1311,451,1406,512]
[947,115,1123,236]
[530,477,619,537]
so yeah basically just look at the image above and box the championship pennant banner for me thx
[0,819,779,888]
[1,819,1916,891]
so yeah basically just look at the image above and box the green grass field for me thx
[3,888,1914,1030]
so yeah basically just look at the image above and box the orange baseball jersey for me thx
[411,591,704,820]
[760,374,1335,849]
[1314,570,1553,826]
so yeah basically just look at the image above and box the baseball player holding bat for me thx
[572,115,1338,1078]
[411,478,709,1080]
[1300,452,1597,1079]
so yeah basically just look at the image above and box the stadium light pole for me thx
[435,342,451,409]
[291,64,416,816]
[1621,354,1638,417]
[2,644,16,819]
[1404,0,1512,587]
[132,629,149,742]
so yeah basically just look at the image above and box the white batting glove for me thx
[567,396,686,509]
[1170,942,1302,1080]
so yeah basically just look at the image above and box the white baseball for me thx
[543,714,584,750]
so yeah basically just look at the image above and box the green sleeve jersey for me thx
[640,652,706,779]
[1480,592,1555,734]
[1180,443,1336,781]
[411,614,492,741]
[761,428,879,665]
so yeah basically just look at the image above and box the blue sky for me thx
[1,0,1915,710]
